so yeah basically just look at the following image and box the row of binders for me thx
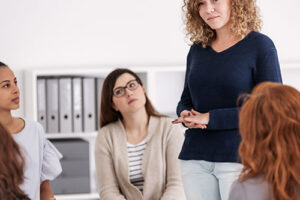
[37,76,104,134]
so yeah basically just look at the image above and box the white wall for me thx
[0,0,188,69]
[258,0,300,65]
[0,0,300,116]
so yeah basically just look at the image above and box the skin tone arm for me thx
[173,109,209,129]
[40,180,56,200]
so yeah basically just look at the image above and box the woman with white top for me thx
[0,61,62,200]
[95,68,186,200]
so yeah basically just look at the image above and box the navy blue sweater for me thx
[177,31,282,162]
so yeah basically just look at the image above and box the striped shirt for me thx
[127,139,147,193]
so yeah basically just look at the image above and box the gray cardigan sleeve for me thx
[94,130,127,200]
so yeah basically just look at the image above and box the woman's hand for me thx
[172,109,209,129]
[40,180,55,200]
[172,110,191,124]
[183,109,209,129]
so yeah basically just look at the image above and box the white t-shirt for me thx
[12,119,62,200]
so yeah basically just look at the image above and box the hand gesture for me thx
[172,109,209,129]
[183,109,209,129]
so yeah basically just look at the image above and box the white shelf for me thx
[55,192,99,200]
[46,132,98,139]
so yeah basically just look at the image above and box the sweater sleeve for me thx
[160,123,186,200]
[95,130,127,200]
[176,48,193,117]
[207,44,282,131]
[254,46,282,84]
[206,107,239,130]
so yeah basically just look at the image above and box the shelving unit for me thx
[24,65,185,199]
[54,193,99,200]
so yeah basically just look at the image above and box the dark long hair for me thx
[100,68,165,128]
[239,82,300,200]
[0,124,30,200]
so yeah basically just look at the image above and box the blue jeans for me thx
[180,160,243,200]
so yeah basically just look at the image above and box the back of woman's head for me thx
[0,124,30,200]
[239,82,300,200]
[100,68,164,128]
[182,0,262,47]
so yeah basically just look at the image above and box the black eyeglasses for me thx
[113,79,140,98]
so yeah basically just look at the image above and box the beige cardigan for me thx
[95,116,186,200]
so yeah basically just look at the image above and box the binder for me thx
[83,78,96,132]
[46,78,59,133]
[59,78,72,133]
[37,78,47,131]
[72,78,83,133]
[96,77,105,130]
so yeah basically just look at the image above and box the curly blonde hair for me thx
[182,0,262,47]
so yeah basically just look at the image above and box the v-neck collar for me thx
[208,31,254,55]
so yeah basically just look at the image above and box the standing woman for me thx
[95,68,186,200]
[0,123,30,200]
[173,0,282,200]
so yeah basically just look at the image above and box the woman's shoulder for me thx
[230,176,270,200]
[247,31,276,49]
[189,42,206,52]
[150,116,184,136]
[17,119,45,137]
[12,119,46,150]
[151,116,174,127]
[25,119,44,129]
[233,175,266,186]
[96,120,122,142]
[154,115,173,122]
[98,120,120,133]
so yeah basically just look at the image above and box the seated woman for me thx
[0,123,30,200]
[95,68,186,200]
[229,82,300,200]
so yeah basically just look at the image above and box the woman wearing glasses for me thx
[94,68,186,200]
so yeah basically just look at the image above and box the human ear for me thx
[112,102,119,112]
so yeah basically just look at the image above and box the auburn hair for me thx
[182,0,262,47]
[239,82,300,200]
[0,123,30,200]
[100,68,165,128]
